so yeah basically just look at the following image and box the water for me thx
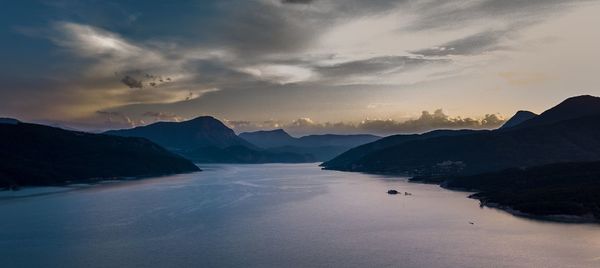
[1,164,600,268]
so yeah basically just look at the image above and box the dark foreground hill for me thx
[424,161,600,221]
[321,129,481,170]
[322,96,600,177]
[0,121,200,188]
[322,95,600,222]
[105,117,314,163]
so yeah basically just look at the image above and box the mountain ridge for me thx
[240,129,381,161]
[500,110,537,129]
[322,95,600,176]
[105,117,314,163]
[0,121,200,188]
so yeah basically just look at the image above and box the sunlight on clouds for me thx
[5,0,599,131]
[55,22,144,58]
[239,64,314,84]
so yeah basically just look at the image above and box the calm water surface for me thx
[1,164,600,267]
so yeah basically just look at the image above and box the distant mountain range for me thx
[105,116,316,163]
[322,95,600,177]
[240,129,380,161]
[0,120,199,188]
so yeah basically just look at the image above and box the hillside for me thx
[106,117,314,163]
[240,129,380,161]
[321,129,482,170]
[322,96,600,177]
[0,121,200,188]
[435,161,600,220]
[500,110,537,129]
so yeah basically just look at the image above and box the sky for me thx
[1,0,599,136]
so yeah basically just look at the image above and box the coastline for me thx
[0,169,201,194]
[469,195,599,224]
[324,167,600,224]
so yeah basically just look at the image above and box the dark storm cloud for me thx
[212,1,321,57]
[121,75,143,89]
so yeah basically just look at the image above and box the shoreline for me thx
[325,167,600,224]
[469,196,599,224]
[0,169,201,194]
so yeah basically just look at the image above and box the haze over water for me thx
[1,164,600,268]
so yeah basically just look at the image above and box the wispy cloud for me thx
[3,0,598,129]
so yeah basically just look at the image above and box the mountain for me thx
[437,161,600,221]
[500,110,537,129]
[514,95,600,129]
[321,129,482,170]
[297,134,381,147]
[239,129,297,148]
[239,129,381,161]
[0,118,19,125]
[0,120,199,188]
[105,116,253,150]
[322,95,600,176]
[105,117,314,163]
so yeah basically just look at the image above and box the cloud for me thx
[314,56,449,83]
[96,110,137,127]
[52,22,143,59]
[142,111,182,122]
[226,109,505,136]
[412,30,511,57]
[239,64,314,84]
[281,0,315,4]
[355,110,505,135]
[404,0,587,31]
[4,0,597,129]
[121,75,143,89]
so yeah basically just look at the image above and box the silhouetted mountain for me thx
[105,116,253,150]
[435,161,600,221]
[0,121,200,188]
[321,129,482,170]
[500,110,537,129]
[0,118,19,125]
[515,95,600,128]
[297,134,380,147]
[322,95,600,177]
[240,129,380,161]
[239,129,297,148]
[105,117,314,163]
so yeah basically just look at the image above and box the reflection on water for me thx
[1,164,600,268]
